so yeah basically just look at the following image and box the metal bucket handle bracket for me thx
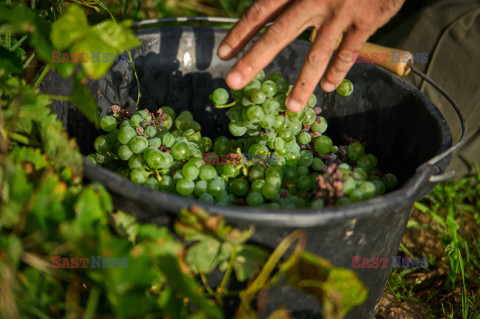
[131,17,467,182]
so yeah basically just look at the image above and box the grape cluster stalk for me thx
[87,71,397,209]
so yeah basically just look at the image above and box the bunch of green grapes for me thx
[87,70,397,209]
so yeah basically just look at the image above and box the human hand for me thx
[217,0,405,112]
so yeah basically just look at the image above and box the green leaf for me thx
[71,71,99,125]
[0,4,36,34]
[50,5,88,50]
[233,245,269,282]
[0,46,22,74]
[9,146,49,170]
[186,238,225,274]
[0,234,22,268]
[74,187,107,225]
[112,211,139,242]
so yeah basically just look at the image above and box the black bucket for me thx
[40,25,464,318]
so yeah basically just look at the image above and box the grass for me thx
[377,164,480,318]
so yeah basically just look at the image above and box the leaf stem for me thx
[8,132,30,145]
[217,244,237,297]
[23,52,35,69]
[45,94,72,102]
[127,50,141,105]
[214,99,239,109]
[10,35,28,51]
[34,64,51,90]
[83,285,100,319]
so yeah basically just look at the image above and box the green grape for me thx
[199,165,217,181]
[94,135,111,153]
[273,114,286,131]
[246,105,264,123]
[349,188,364,203]
[118,144,133,161]
[118,126,137,144]
[129,114,143,128]
[246,192,264,207]
[228,105,243,123]
[382,173,398,189]
[176,178,194,196]
[162,132,175,148]
[286,110,306,123]
[303,108,316,125]
[129,136,148,154]
[307,94,317,108]
[262,99,280,115]
[285,152,299,166]
[194,180,208,196]
[130,168,148,184]
[171,142,191,160]
[250,88,266,104]
[262,184,279,200]
[159,175,174,192]
[314,136,333,154]
[199,192,214,203]
[222,164,238,178]
[289,121,303,135]
[229,122,247,137]
[161,152,174,169]
[311,117,328,133]
[298,150,314,167]
[94,152,111,165]
[265,173,282,189]
[210,88,229,105]
[371,179,386,196]
[267,73,283,83]
[353,167,368,181]
[297,165,309,176]
[230,178,249,197]
[188,121,201,132]
[128,153,145,169]
[279,129,294,142]
[136,110,152,123]
[144,125,156,138]
[178,111,193,121]
[100,115,117,132]
[189,157,203,168]
[347,142,365,161]
[261,80,277,97]
[182,162,199,180]
[283,166,298,182]
[336,79,354,96]
[161,106,176,120]
[143,149,163,169]
[359,181,376,199]
[357,154,375,172]
[312,157,325,171]
[175,116,191,130]
[252,179,265,193]
[343,177,356,195]
[243,79,261,95]
[311,199,324,209]
[161,114,173,130]
[297,175,313,190]
[337,163,351,171]
[208,178,225,197]
[120,120,131,128]
[241,96,254,107]
[254,70,265,82]
[85,154,97,164]
[297,132,311,145]
[259,115,275,129]
[213,136,230,155]
[369,175,381,181]
[331,146,338,154]
[144,177,159,190]
[148,137,162,148]
[198,136,213,152]
[366,154,378,169]
[248,165,265,182]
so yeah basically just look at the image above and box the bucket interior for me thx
[42,26,452,193]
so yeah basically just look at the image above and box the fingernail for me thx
[285,96,303,112]
[226,71,244,89]
[322,81,335,92]
[217,43,232,59]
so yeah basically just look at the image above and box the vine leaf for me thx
[50,5,89,50]
[71,70,99,125]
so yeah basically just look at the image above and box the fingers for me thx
[217,0,293,61]
[285,21,347,112]
[224,0,318,90]
[320,28,370,92]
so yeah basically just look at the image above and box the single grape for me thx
[85,154,97,164]
[161,132,175,148]
[262,184,279,200]
[100,115,117,132]
[130,114,144,128]
[230,178,249,197]
[252,179,265,193]
[314,135,333,154]
[194,180,208,196]
[222,164,238,178]
[259,115,275,129]
[246,192,264,207]
[120,120,131,128]
[371,179,386,196]
[254,70,265,82]
[311,117,328,133]
[199,192,214,203]
[353,167,368,181]
[159,175,174,192]
[297,132,311,145]
[336,197,351,206]
[261,80,277,97]
[129,136,148,154]
[94,135,111,153]
[336,79,354,96]
[262,99,280,115]
[311,199,324,209]
[297,175,313,191]
[229,122,247,137]
[357,154,375,173]
[210,88,229,105]
[198,136,213,152]
[171,142,191,161]
[136,110,152,123]
[382,173,398,189]
[303,108,316,125]
[265,173,282,189]
[343,177,356,195]
[189,157,203,168]
[182,162,199,180]
[208,178,225,197]
[128,153,145,169]
[144,149,164,169]
[243,79,261,96]
[347,142,365,161]
[118,126,136,144]
[176,178,194,196]
[312,157,325,171]
[359,181,377,199]
[307,94,317,108]
[249,88,267,104]
[148,137,162,148]
[117,144,133,161]
[349,188,364,203]
[144,125,156,138]
[161,106,176,120]
[298,150,314,167]
[130,168,148,184]
[246,105,264,123]
[199,165,217,181]
[144,177,159,190]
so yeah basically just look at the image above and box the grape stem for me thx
[214,99,239,109]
